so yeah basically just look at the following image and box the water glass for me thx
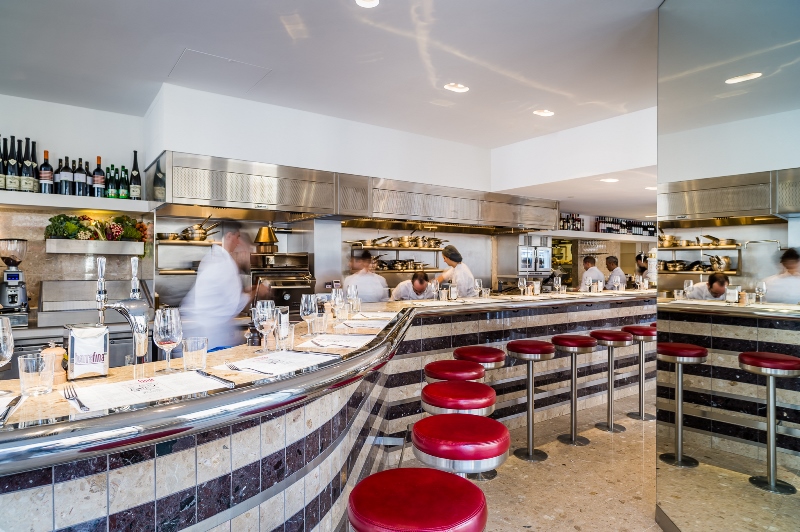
[254,307,277,353]
[475,278,483,293]
[755,281,767,303]
[154,308,183,373]
[182,337,208,371]
[276,324,295,351]
[611,275,621,291]
[300,294,317,337]
[0,317,13,396]
[683,280,694,294]
[311,312,328,335]
[518,277,526,295]
[553,276,562,292]
[746,292,757,306]
[481,288,491,298]
[277,306,290,337]
[674,289,685,300]
[430,279,439,295]
[19,353,56,396]
[439,289,449,301]
[256,299,276,312]
[350,297,361,314]
[346,285,358,302]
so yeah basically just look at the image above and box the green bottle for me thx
[106,167,118,199]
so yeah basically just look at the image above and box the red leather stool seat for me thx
[424,360,485,382]
[552,335,598,349]
[412,414,510,461]
[348,467,488,532]
[453,345,506,364]
[622,325,658,338]
[657,342,707,359]
[507,340,555,356]
[590,330,634,343]
[422,381,496,410]
[651,322,657,327]
[740,352,800,372]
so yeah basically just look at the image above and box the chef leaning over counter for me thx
[685,272,729,300]
[391,271,435,301]
[435,245,477,298]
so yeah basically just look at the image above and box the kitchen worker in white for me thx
[181,222,254,350]
[580,256,606,291]
[343,250,389,303]
[686,272,729,300]
[391,271,435,301]
[761,248,800,304]
[436,245,477,298]
[635,252,657,283]
[605,256,627,290]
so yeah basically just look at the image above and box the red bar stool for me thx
[739,351,800,494]
[622,325,658,421]
[421,381,496,416]
[552,334,598,446]
[424,359,485,384]
[657,342,708,468]
[412,413,510,481]
[507,339,555,462]
[348,468,488,532]
[590,330,634,433]
[651,322,657,327]
[453,345,506,369]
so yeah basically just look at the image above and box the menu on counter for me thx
[297,334,375,349]
[214,351,339,378]
[343,319,390,329]
[349,311,398,320]
[410,300,468,307]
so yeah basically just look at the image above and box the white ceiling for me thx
[0,0,659,148]
[500,166,657,220]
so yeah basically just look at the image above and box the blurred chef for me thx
[635,252,656,282]
[605,256,627,290]
[761,248,800,304]
[391,272,434,301]
[181,222,253,350]
[581,256,605,291]
[436,245,477,298]
[686,272,729,300]
[343,250,389,303]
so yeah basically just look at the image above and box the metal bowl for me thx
[157,233,179,240]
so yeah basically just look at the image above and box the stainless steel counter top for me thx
[657,299,800,320]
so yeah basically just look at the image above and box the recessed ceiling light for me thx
[444,83,469,93]
[644,186,657,191]
[599,178,619,183]
[355,0,379,7]
[533,109,555,117]
[645,214,657,218]
[725,72,762,84]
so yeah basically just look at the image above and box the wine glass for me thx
[256,299,275,313]
[332,290,347,324]
[755,281,767,303]
[683,279,694,294]
[518,277,526,295]
[634,275,642,290]
[0,317,13,396]
[430,279,439,298]
[583,275,593,292]
[255,307,277,354]
[346,285,358,303]
[611,275,621,291]
[552,276,562,294]
[153,308,183,373]
[300,294,318,337]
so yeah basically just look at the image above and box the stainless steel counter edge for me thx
[658,302,800,320]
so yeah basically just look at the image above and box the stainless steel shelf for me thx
[351,246,444,252]
[156,240,219,246]
[355,269,446,274]
[658,245,741,251]
[0,190,159,214]
[659,270,739,275]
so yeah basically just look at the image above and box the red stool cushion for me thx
[551,335,598,348]
[507,340,555,355]
[651,322,657,327]
[348,467,488,532]
[590,330,633,342]
[425,360,485,381]
[412,414,510,461]
[622,325,658,338]
[422,381,496,410]
[739,352,800,371]
[453,345,506,364]
[657,342,707,358]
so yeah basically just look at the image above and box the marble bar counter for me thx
[0,292,655,532]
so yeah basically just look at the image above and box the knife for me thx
[195,370,235,389]
[0,395,22,425]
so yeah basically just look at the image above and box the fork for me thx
[64,384,90,412]
[226,363,272,376]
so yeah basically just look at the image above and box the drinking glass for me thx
[430,279,439,296]
[518,277,526,295]
[553,276,562,293]
[0,317,13,396]
[611,276,621,291]
[254,306,277,353]
[481,288,491,298]
[276,324,295,351]
[755,281,767,303]
[153,308,183,373]
[634,275,642,290]
[583,275,593,292]
[474,278,483,293]
[439,289,449,301]
[674,290,685,300]
[300,294,318,337]
[346,285,358,303]
[350,297,361,314]
[311,311,328,335]
[19,353,55,396]
[182,337,208,371]
[683,280,694,294]
[277,305,290,337]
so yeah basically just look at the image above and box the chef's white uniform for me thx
[441,263,477,298]
[343,269,389,303]
[762,272,800,305]
[581,266,606,291]
[605,267,627,290]
[390,279,434,301]
[686,283,726,300]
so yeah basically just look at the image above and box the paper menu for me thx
[296,334,374,349]
[349,311,398,320]
[214,351,338,378]
[343,320,389,329]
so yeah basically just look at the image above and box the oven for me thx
[250,253,316,319]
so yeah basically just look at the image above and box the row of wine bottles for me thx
[0,135,142,199]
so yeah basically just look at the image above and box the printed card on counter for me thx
[214,351,339,378]
[343,319,390,329]
[296,334,375,349]
[349,311,398,320]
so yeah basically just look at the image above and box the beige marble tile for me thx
[197,437,231,484]
[207,523,230,532]
[259,492,285,531]
[304,398,324,436]
[0,485,53,532]
[284,478,305,517]
[53,472,107,529]
[285,405,305,446]
[261,414,286,458]
[231,505,259,532]
[108,460,155,514]
[304,465,322,500]
[758,327,800,345]
[156,448,196,498]
[231,425,260,471]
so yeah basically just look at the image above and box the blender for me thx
[0,239,29,326]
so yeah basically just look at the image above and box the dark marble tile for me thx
[109,501,155,532]
[320,419,333,452]
[232,462,260,505]
[508,327,528,340]
[285,439,305,476]
[411,317,423,327]
[777,433,800,453]
[419,315,451,325]
[54,456,107,483]
[261,408,285,423]
[711,365,761,385]
[285,509,304,532]
[385,370,422,388]
[197,474,231,522]
[56,516,107,532]
[712,314,758,327]
[196,426,231,445]
[682,362,712,378]
[305,494,320,529]
[758,318,800,332]
[156,487,196,532]
[330,464,343,505]
[395,339,421,355]
[155,435,195,457]
[710,419,762,443]
[713,336,757,353]
[305,427,321,464]
[109,445,155,470]
[331,406,346,440]
[478,330,506,344]
[421,335,451,351]
[320,478,333,517]
[0,466,52,495]
[758,341,800,357]
[452,313,482,323]
[667,312,711,323]
[452,332,480,348]
[261,448,286,491]
[385,400,423,421]
[547,322,569,336]
[232,418,260,435]
[669,332,712,348]
[526,325,548,337]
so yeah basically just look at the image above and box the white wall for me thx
[145,84,492,191]
[658,107,800,183]
[0,93,145,171]
[490,107,657,191]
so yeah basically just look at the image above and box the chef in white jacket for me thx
[761,248,800,304]
[343,250,389,303]
[436,245,477,298]
[580,256,606,291]
[391,272,435,301]
[686,272,729,300]
[181,222,253,350]
[604,256,627,290]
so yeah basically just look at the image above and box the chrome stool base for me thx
[557,434,590,446]
[595,422,626,433]
[513,448,548,462]
[467,469,498,481]
[627,411,656,421]
[659,452,699,468]
[749,475,797,495]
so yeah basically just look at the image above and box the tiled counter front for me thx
[382,298,657,463]
[656,309,800,469]
[0,369,390,532]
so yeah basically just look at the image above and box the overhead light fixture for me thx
[355,0,379,7]
[644,186,657,191]
[599,178,619,183]
[533,109,555,117]
[645,214,657,218]
[444,83,469,93]
[725,72,762,84]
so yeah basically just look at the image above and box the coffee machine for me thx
[0,239,29,326]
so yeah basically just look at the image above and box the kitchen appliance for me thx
[254,222,280,254]
[0,239,29,325]
[250,252,315,319]
[497,234,552,287]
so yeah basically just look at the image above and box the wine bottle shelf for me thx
[0,190,160,214]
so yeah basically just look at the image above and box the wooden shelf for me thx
[0,190,159,214]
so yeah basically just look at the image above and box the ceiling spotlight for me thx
[533,109,555,117]
[444,83,469,93]
[356,0,379,7]
[599,178,619,183]
[725,72,762,84]
[644,186,657,190]
[645,214,657,218]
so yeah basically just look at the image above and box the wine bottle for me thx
[129,151,141,200]
[31,141,40,192]
[107,167,119,199]
[60,156,73,195]
[153,158,166,201]
[84,161,92,195]
[118,166,129,199]
[74,157,87,196]
[0,138,6,190]
[38,150,54,194]
[6,136,20,192]
[92,157,105,198]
